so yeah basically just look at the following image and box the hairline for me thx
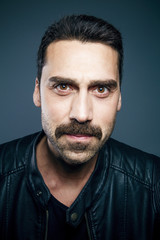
[40,38,121,86]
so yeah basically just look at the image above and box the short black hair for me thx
[37,14,123,85]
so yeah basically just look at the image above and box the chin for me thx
[59,150,97,167]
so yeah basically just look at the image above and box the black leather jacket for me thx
[0,131,160,240]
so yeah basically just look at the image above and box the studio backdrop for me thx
[0,0,160,156]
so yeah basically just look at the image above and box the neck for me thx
[36,135,98,206]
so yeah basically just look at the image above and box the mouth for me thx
[65,134,93,142]
[55,121,102,141]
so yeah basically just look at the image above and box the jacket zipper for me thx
[85,212,92,240]
[44,209,49,240]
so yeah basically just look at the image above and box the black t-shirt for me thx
[47,195,89,240]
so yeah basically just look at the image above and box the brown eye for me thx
[54,83,73,96]
[92,85,109,98]
[59,84,68,90]
[97,86,106,93]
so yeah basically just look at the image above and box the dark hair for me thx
[37,14,123,85]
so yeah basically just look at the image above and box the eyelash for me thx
[52,83,73,95]
[56,83,71,91]
[53,83,111,97]
[94,85,109,93]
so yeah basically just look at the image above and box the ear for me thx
[33,78,41,107]
[117,93,122,111]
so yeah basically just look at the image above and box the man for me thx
[0,15,160,240]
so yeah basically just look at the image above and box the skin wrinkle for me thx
[33,40,121,206]
[34,40,121,167]
[47,76,118,90]
[42,111,115,165]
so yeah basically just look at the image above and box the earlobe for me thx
[117,93,122,111]
[33,78,41,107]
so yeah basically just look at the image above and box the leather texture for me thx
[0,131,160,240]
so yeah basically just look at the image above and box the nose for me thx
[69,90,93,123]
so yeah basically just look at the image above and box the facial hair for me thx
[42,114,115,166]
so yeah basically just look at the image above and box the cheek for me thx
[96,109,115,128]
[41,94,71,123]
[93,99,118,121]
[92,100,118,131]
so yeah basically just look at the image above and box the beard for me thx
[42,113,115,166]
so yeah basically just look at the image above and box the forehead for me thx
[42,40,119,84]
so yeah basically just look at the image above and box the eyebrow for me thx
[48,76,118,89]
[89,79,118,89]
[48,76,76,85]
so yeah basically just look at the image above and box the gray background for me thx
[0,0,160,156]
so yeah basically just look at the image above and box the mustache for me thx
[55,120,102,140]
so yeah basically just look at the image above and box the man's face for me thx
[33,40,121,165]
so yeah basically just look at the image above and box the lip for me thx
[65,134,93,142]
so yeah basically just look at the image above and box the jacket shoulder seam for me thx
[110,163,153,190]
[0,165,26,178]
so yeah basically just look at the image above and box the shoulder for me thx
[0,132,41,176]
[106,138,160,186]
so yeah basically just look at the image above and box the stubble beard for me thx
[41,113,116,166]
